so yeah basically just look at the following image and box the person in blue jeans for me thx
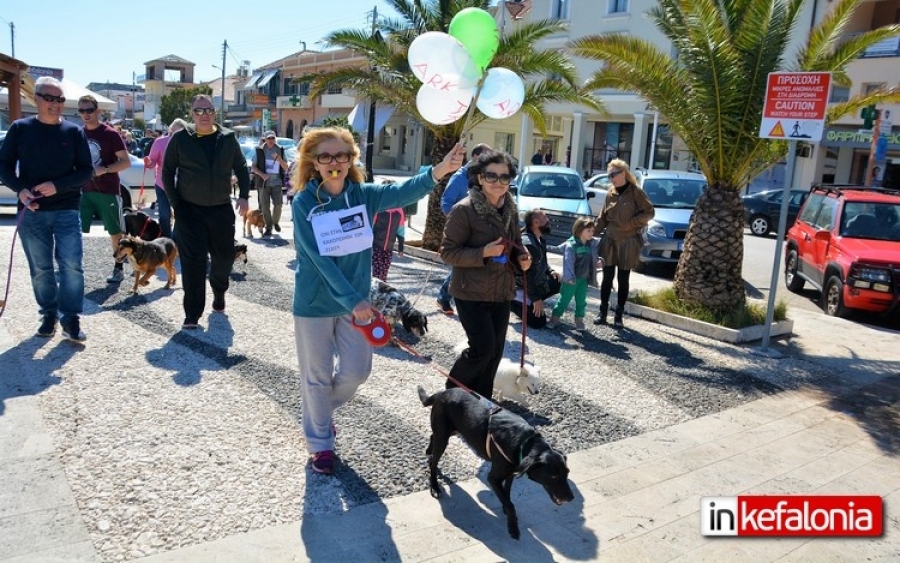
[437,143,491,315]
[0,77,93,342]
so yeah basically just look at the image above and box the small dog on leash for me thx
[369,279,428,337]
[453,343,541,404]
[233,241,248,274]
[122,207,162,241]
[114,235,178,294]
[418,386,573,539]
[243,209,266,238]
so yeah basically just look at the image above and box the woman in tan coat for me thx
[593,159,655,327]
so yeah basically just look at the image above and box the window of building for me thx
[863,82,886,95]
[829,85,850,103]
[494,132,515,155]
[380,127,393,152]
[297,81,310,96]
[326,85,343,95]
[608,0,628,14]
[551,0,570,20]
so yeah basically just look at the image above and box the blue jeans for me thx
[438,270,452,302]
[18,209,84,323]
[155,185,173,238]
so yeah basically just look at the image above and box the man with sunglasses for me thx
[0,77,93,342]
[251,131,288,237]
[162,94,250,329]
[77,95,131,283]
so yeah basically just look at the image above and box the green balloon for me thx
[449,8,499,72]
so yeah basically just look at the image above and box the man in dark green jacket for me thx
[162,94,250,329]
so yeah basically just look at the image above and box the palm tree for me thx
[306,0,601,250]
[570,0,900,312]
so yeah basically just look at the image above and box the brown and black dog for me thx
[114,236,178,294]
[122,207,162,241]
[233,241,249,274]
[243,209,266,238]
[418,386,574,539]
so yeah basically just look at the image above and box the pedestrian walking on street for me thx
[437,143,492,315]
[162,94,250,329]
[0,77,93,341]
[593,159,654,327]
[77,95,131,284]
[548,217,602,330]
[252,131,288,237]
[440,150,532,398]
[371,207,405,281]
[290,126,465,475]
[144,119,188,238]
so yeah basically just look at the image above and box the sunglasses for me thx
[192,107,215,115]
[316,152,352,164]
[481,172,512,185]
[608,170,624,179]
[77,107,97,114]
[37,93,66,103]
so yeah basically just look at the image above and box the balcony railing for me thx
[859,36,900,58]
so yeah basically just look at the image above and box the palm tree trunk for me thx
[421,136,458,251]
[673,186,745,311]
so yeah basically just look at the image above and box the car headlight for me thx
[647,222,667,238]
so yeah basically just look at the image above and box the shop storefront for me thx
[820,126,900,188]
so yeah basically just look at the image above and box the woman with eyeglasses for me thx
[593,158,654,327]
[440,150,532,399]
[290,127,465,475]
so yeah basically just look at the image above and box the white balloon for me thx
[475,67,525,119]
[408,31,481,91]
[416,84,474,125]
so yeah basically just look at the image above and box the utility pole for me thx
[220,40,228,122]
[364,6,378,182]
[9,22,14,57]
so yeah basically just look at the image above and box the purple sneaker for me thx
[312,450,335,475]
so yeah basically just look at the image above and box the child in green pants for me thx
[548,218,603,330]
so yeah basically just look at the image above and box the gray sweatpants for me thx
[294,315,373,454]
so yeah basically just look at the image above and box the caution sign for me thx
[759,72,831,141]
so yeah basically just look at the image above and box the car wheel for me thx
[120,184,133,211]
[784,250,805,292]
[749,214,771,236]
[823,275,849,318]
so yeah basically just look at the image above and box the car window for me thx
[798,193,824,225]
[813,197,837,231]
[520,173,584,199]
[790,191,807,206]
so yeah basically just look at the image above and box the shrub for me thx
[630,287,788,329]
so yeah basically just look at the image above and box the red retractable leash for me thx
[352,312,393,347]
[0,194,42,319]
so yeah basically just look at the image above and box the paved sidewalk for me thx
[1,212,899,561]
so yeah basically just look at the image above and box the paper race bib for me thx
[310,203,373,257]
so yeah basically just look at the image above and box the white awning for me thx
[256,69,279,89]
[348,103,396,132]
[242,72,262,90]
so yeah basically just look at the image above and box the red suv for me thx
[784,185,900,317]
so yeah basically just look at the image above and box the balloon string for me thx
[459,73,487,146]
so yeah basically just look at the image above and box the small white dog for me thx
[454,344,541,404]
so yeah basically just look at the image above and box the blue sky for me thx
[0,1,399,87]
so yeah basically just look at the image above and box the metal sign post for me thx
[757,72,831,353]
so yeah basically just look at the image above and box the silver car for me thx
[637,170,708,266]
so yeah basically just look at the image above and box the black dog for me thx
[123,207,162,241]
[418,387,574,539]
[370,279,428,337]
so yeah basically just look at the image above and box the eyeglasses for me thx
[608,170,624,179]
[192,107,215,115]
[481,172,512,185]
[316,152,352,164]
[77,107,97,114]
[37,93,66,103]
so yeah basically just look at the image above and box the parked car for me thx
[511,165,595,218]
[784,184,900,318]
[638,169,709,266]
[743,188,809,236]
[583,172,609,215]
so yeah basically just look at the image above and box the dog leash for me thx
[137,215,154,239]
[0,195,42,319]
